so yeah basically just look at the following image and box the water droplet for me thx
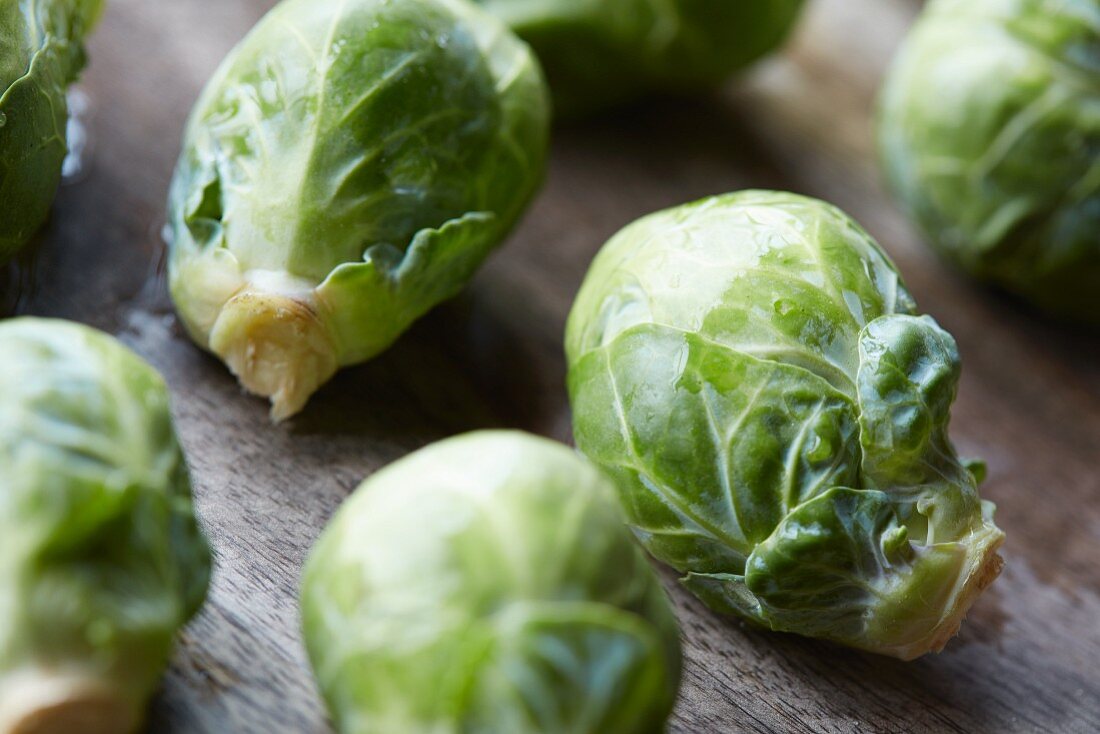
[259,79,278,105]
[0,111,7,127]
[62,89,91,183]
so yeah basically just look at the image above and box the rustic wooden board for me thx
[4,0,1099,731]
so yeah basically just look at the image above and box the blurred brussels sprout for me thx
[473,0,805,117]
[0,318,211,734]
[878,0,1100,323]
[566,191,1005,660]
[301,430,682,733]
[167,0,550,421]
[0,0,105,261]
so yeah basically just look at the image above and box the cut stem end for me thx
[0,673,139,734]
[209,289,338,422]
[890,528,1006,661]
[921,545,1005,658]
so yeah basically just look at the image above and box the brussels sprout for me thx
[301,430,682,733]
[0,0,105,261]
[878,0,1100,323]
[566,191,1005,660]
[473,0,805,117]
[0,318,211,734]
[167,0,550,421]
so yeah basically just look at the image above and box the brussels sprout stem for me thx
[876,527,1004,661]
[208,288,338,422]
[0,671,139,734]
[920,543,1005,659]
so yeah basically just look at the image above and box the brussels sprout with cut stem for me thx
[301,431,682,734]
[473,0,806,118]
[166,0,550,421]
[566,191,1005,660]
[0,0,105,261]
[878,0,1100,323]
[0,318,212,734]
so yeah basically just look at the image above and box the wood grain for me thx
[3,0,1098,732]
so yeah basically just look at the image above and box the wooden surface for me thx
[4,0,1099,731]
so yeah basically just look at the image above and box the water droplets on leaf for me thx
[807,434,833,463]
[328,38,349,64]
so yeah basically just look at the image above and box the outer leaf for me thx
[570,322,860,576]
[301,431,681,734]
[0,318,211,734]
[316,211,499,365]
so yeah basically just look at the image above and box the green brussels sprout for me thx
[566,191,1005,660]
[878,0,1100,323]
[473,0,805,117]
[301,430,682,733]
[0,0,105,261]
[167,0,550,421]
[0,318,211,734]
